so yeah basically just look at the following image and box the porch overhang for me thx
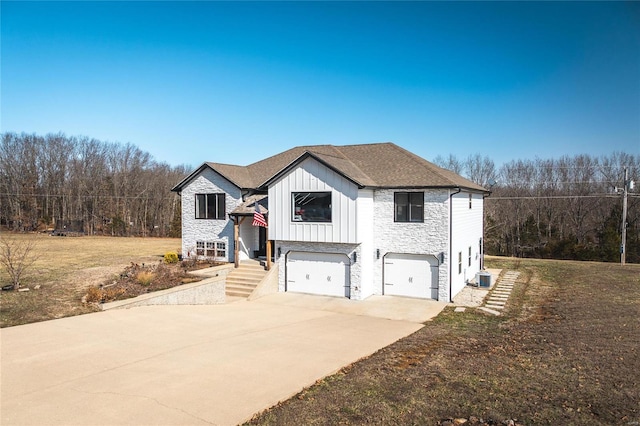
[228,194,271,271]
[228,194,268,218]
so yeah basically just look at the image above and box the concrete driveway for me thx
[1,295,444,425]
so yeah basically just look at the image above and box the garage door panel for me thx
[286,252,350,298]
[384,253,438,300]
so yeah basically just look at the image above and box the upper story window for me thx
[195,193,225,219]
[292,192,332,222]
[394,192,424,223]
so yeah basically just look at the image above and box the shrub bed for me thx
[84,259,223,304]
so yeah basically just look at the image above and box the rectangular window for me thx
[216,242,226,258]
[292,192,332,222]
[195,240,227,260]
[458,252,462,274]
[195,193,225,219]
[468,247,472,267]
[206,241,216,257]
[394,192,424,222]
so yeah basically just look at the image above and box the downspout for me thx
[481,190,492,270]
[449,187,461,302]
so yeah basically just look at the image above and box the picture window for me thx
[292,192,332,222]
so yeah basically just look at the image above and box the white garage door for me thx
[383,253,439,300]
[286,252,350,298]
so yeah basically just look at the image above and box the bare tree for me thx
[0,234,39,290]
[432,153,463,174]
[0,132,187,237]
[464,154,496,187]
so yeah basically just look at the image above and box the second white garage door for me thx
[286,251,350,298]
[383,253,439,300]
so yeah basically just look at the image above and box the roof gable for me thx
[171,163,245,192]
[259,151,368,189]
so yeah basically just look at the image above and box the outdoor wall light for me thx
[277,247,281,258]
[352,252,357,263]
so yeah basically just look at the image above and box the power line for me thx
[487,194,640,200]
[0,193,176,200]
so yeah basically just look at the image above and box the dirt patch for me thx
[245,258,640,426]
[70,265,129,290]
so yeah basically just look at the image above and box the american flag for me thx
[252,202,267,227]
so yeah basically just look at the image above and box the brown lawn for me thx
[0,234,181,327]
[246,257,640,426]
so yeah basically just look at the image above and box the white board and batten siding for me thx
[268,157,358,244]
[450,190,484,298]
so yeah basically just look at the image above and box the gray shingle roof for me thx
[172,142,487,192]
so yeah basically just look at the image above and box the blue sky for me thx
[2,1,639,169]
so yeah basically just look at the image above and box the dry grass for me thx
[247,257,640,426]
[0,233,180,327]
[135,270,156,286]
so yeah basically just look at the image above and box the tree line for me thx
[2,132,638,263]
[434,152,640,263]
[0,132,188,237]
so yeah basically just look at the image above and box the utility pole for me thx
[621,167,629,265]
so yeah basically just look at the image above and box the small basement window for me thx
[195,240,227,260]
[292,192,332,222]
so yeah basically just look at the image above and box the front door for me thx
[257,226,267,257]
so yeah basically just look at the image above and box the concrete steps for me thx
[480,271,520,316]
[225,260,267,298]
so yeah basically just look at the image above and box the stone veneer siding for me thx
[372,189,451,301]
[180,168,242,262]
[275,241,362,299]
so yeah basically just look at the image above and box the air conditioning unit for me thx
[476,271,492,288]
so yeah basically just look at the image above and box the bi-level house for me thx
[171,143,488,302]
